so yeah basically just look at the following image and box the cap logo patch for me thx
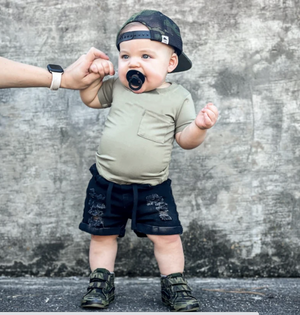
[162,35,169,44]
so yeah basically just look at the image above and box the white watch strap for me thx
[50,72,62,90]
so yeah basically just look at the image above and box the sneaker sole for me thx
[81,296,114,309]
[81,303,108,309]
[162,297,200,312]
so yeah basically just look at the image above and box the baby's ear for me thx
[167,53,179,73]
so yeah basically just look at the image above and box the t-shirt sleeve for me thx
[175,93,197,134]
[97,77,116,108]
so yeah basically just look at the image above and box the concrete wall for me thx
[1,0,300,277]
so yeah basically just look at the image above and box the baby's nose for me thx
[129,57,140,68]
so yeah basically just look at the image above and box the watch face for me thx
[47,64,64,73]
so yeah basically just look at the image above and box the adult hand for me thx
[61,47,110,90]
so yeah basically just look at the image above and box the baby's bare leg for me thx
[147,234,184,275]
[89,234,118,272]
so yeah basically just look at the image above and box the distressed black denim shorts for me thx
[79,164,183,238]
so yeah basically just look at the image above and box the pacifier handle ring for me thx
[128,77,142,91]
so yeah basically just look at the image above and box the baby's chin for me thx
[120,78,155,94]
[124,82,148,94]
[131,87,146,94]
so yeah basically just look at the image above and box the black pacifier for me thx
[126,70,145,91]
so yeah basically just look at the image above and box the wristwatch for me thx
[47,64,64,90]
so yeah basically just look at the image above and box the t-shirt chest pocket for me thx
[137,110,174,144]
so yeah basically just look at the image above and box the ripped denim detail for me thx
[88,188,105,228]
[146,194,172,221]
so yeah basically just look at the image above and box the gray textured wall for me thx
[1,0,300,277]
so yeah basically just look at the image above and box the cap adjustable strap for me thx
[117,30,170,50]
[117,31,151,47]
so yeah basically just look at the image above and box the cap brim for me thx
[172,52,192,73]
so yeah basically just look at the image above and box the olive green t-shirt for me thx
[96,77,196,186]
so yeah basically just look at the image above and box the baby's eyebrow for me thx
[138,48,157,54]
[119,48,157,56]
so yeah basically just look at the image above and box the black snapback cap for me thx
[116,10,192,73]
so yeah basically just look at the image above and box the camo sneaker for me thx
[81,268,115,308]
[161,272,200,312]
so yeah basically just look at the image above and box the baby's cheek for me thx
[118,74,128,88]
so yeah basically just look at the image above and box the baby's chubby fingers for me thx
[201,103,219,123]
[89,59,115,78]
[195,102,219,130]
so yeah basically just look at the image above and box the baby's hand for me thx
[195,103,218,130]
[89,58,115,81]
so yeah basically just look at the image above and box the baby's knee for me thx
[91,234,118,244]
[148,234,181,245]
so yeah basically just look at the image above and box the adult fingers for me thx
[85,47,109,62]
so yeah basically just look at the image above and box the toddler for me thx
[79,10,218,312]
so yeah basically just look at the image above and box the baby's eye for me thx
[121,55,129,59]
[142,54,151,59]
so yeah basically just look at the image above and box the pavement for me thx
[0,276,299,314]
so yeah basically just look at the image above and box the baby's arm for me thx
[80,58,115,108]
[176,103,218,149]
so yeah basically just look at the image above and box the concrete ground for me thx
[0,276,299,314]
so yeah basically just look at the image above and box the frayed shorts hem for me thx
[134,223,183,237]
[79,222,126,238]
[79,222,183,238]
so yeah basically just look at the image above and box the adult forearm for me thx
[0,57,52,88]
